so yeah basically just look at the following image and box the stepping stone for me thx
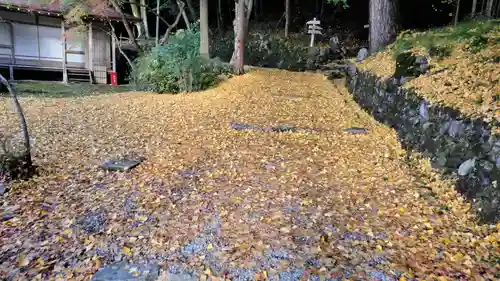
[102,158,144,171]
[91,263,159,281]
[343,127,368,134]
[230,122,261,131]
[165,272,198,281]
[1,211,14,222]
[271,125,297,133]
[0,182,6,196]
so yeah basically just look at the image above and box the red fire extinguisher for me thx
[110,72,118,86]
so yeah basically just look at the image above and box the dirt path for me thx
[1,70,498,280]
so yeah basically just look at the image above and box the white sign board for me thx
[306,19,321,25]
[308,25,322,35]
[306,17,321,47]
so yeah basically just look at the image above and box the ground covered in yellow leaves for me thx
[1,70,499,280]
[359,20,499,129]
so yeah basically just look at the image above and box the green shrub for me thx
[428,45,452,59]
[132,28,230,93]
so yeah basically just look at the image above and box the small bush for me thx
[428,45,452,59]
[464,35,489,53]
[132,28,231,93]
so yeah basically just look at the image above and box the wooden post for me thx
[61,20,67,83]
[88,22,93,71]
[36,15,40,60]
[111,29,116,73]
[8,22,14,81]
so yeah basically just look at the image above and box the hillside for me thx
[358,20,500,130]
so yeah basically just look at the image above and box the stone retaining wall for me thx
[345,68,500,222]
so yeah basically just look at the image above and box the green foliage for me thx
[132,29,231,93]
[326,0,349,8]
[390,20,499,57]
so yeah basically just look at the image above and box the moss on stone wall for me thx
[346,69,500,222]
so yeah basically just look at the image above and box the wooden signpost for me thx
[306,18,322,47]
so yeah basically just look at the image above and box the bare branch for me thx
[107,22,136,72]
[159,1,185,45]
[109,0,141,50]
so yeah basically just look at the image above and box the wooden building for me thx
[0,0,138,84]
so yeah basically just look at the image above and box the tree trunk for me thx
[454,0,461,26]
[230,0,252,65]
[285,0,290,37]
[217,0,223,32]
[486,0,494,16]
[185,0,197,20]
[0,74,32,169]
[232,0,245,75]
[140,0,149,38]
[369,0,397,53]
[130,0,143,37]
[200,0,210,57]
[471,0,477,16]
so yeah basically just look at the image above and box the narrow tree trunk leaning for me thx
[471,0,477,16]
[0,74,32,170]
[285,0,290,37]
[232,0,246,75]
[140,0,150,38]
[130,0,143,37]
[368,0,397,53]
[159,2,185,45]
[200,0,210,58]
[110,0,141,50]
[486,0,494,16]
[178,0,191,29]
[185,0,197,21]
[454,0,461,26]
[108,23,136,72]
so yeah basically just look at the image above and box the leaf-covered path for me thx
[1,70,499,280]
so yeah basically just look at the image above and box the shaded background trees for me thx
[55,0,499,88]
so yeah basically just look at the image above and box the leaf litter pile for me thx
[1,70,499,280]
